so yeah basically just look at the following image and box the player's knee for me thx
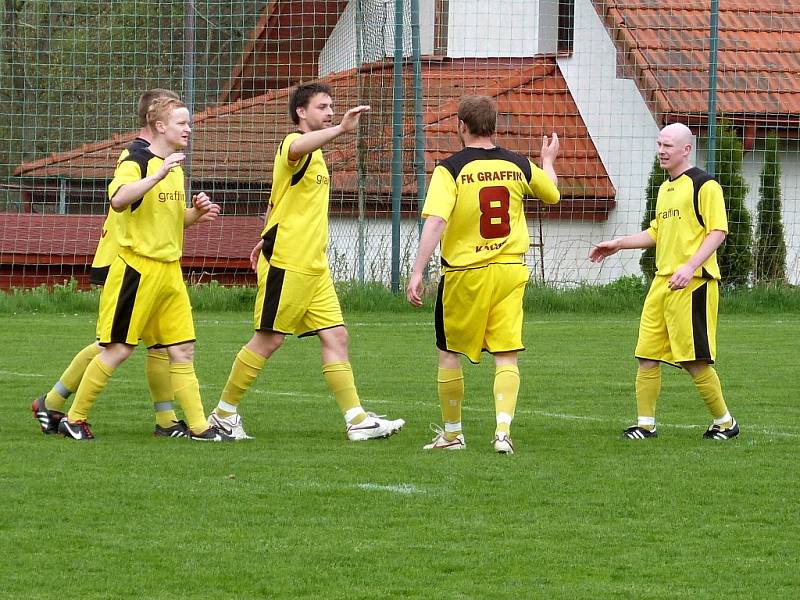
[249,331,284,358]
[167,342,195,364]
[323,325,349,351]
[101,343,134,367]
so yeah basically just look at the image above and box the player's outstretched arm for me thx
[288,105,371,160]
[406,216,447,307]
[185,192,221,227]
[589,230,655,263]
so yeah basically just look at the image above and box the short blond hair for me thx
[136,89,179,127]
[146,97,187,132]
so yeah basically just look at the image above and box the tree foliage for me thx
[714,120,753,288]
[754,133,787,285]
[639,153,669,280]
[0,1,266,181]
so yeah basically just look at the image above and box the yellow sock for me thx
[67,356,114,422]
[437,367,464,441]
[692,366,731,426]
[635,366,661,430]
[146,349,178,428]
[322,362,366,424]
[46,342,101,411]
[218,347,266,417]
[169,362,207,432]
[494,364,520,436]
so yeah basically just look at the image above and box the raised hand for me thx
[157,152,185,180]
[339,105,371,133]
[541,132,560,163]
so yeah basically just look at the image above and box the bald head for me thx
[660,122,693,147]
[657,123,694,177]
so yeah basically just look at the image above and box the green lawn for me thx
[1,311,798,599]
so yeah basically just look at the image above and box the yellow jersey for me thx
[261,132,331,275]
[647,167,728,279]
[108,147,186,262]
[423,146,560,269]
[91,138,151,283]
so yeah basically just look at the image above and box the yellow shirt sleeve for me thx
[421,165,457,221]
[698,180,729,234]
[277,132,306,170]
[647,219,658,240]
[528,161,560,205]
[108,159,143,200]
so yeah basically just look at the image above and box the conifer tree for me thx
[714,121,753,288]
[754,133,786,285]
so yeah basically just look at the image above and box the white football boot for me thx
[207,410,253,440]
[346,412,405,441]
[493,432,514,454]
[422,425,466,450]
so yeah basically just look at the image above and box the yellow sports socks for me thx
[322,361,367,425]
[635,366,661,430]
[217,347,266,418]
[692,366,732,427]
[45,342,101,411]
[494,365,520,436]
[67,356,114,422]
[437,367,464,441]
[146,349,179,428]
[169,362,207,432]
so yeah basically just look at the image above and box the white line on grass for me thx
[355,483,424,494]
[0,370,44,378]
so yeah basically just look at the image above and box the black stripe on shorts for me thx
[691,282,712,362]
[110,263,141,344]
[89,265,109,286]
[434,276,448,352]
[258,265,286,331]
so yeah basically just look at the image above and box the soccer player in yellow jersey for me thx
[208,82,405,441]
[31,89,195,438]
[407,95,561,454]
[589,122,740,441]
[58,96,231,441]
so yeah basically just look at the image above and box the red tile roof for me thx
[220,0,349,103]
[15,57,615,220]
[594,0,800,125]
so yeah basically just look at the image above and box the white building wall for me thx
[447,0,539,57]
[553,0,660,285]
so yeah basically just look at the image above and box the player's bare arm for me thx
[668,229,726,290]
[287,105,371,161]
[589,230,656,263]
[111,152,185,211]
[406,216,447,307]
[185,192,221,227]
[249,204,272,270]
[540,132,560,185]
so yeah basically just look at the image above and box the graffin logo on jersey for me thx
[658,207,681,220]
[158,190,187,203]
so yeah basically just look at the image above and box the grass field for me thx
[2,309,799,599]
